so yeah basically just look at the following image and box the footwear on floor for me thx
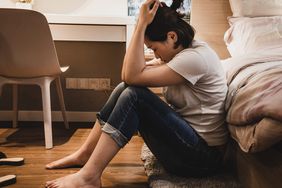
[0,152,6,159]
[0,175,16,187]
[0,152,24,166]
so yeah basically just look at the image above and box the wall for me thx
[0,42,125,113]
[33,0,128,16]
[0,0,16,7]
[0,0,128,16]
[190,0,232,59]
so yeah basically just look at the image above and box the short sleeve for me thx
[167,50,207,85]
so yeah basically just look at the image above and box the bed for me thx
[222,0,282,153]
[220,2,282,187]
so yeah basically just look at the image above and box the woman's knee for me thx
[113,82,127,93]
[120,86,149,100]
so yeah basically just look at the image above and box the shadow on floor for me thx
[103,182,148,188]
[0,121,93,147]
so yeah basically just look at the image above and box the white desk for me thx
[45,14,135,48]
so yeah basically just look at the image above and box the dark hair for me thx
[145,0,195,49]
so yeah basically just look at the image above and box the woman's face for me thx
[145,33,183,63]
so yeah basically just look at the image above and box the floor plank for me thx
[0,122,148,188]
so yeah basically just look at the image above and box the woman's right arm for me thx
[121,0,185,87]
[121,0,160,83]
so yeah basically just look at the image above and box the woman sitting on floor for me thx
[45,0,229,187]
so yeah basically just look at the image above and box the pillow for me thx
[224,16,282,57]
[229,0,282,17]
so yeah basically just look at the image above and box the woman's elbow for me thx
[121,73,125,82]
[123,77,133,85]
[121,78,133,85]
[123,76,139,85]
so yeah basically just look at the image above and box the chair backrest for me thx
[0,8,62,78]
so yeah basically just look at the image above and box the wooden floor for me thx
[0,122,148,188]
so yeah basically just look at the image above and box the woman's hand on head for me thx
[138,0,160,26]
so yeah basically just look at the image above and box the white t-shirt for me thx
[164,40,228,146]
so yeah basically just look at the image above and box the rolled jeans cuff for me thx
[101,123,129,148]
[96,112,106,128]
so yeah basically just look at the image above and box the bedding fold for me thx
[222,50,282,152]
[227,67,282,125]
[228,118,282,152]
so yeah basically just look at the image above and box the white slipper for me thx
[0,151,24,166]
[0,157,24,166]
[0,175,16,187]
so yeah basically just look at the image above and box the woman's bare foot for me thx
[45,172,101,188]
[45,150,91,169]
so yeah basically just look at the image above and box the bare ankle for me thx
[75,149,92,164]
[78,171,101,186]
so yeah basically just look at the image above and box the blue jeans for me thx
[97,82,223,177]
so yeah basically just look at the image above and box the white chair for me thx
[0,8,69,149]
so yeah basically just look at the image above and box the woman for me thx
[45,0,228,187]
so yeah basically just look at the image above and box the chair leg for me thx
[0,82,3,97]
[55,77,69,129]
[0,81,3,122]
[40,78,53,149]
[12,85,18,128]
